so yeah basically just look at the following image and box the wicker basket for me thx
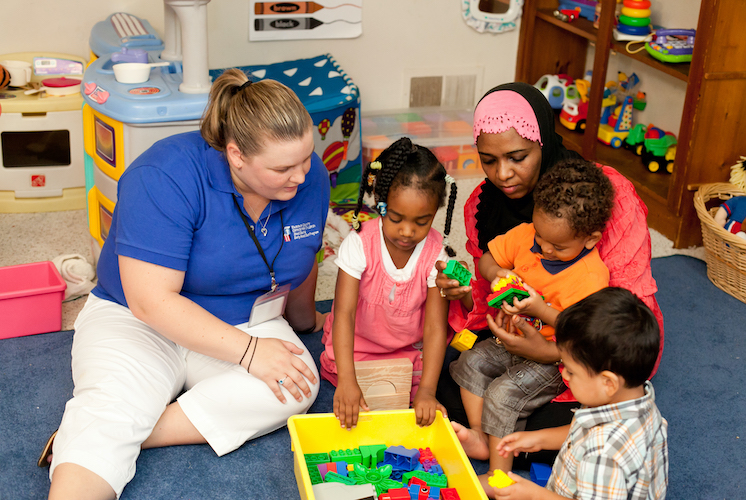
[694,182,746,304]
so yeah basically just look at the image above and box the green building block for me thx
[305,452,331,466]
[330,448,363,464]
[403,470,448,488]
[487,287,530,309]
[308,465,323,485]
[444,260,473,287]
[359,444,387,468]
[325,471,357,486]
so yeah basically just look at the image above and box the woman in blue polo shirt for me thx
[43,69,330,499]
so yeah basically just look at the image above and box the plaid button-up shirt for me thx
[547,382,668,499]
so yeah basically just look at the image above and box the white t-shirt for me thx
[335,219,448,287]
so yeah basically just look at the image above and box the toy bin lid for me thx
[209,54,360,114]
[90,12,164,57]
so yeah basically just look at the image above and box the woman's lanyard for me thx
[233,194,284,292]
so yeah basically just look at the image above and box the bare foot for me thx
[478,473,498,499]
[451,421,490,460]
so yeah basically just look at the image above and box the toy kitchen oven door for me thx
[0,52,87,213]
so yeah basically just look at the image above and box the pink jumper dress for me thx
[320,220,444,398]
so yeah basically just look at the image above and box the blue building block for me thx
[428,486,440,499]
[530,462,552,487]
[383,446,420,471]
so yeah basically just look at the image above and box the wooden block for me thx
[354,358,413,411]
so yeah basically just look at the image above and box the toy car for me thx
[553,8,580,22]
[559,98,588,131]
[642,134,677,173]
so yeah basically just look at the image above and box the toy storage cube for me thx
[362,107,481,177]
[288,410,487,500]
[211,54,362,203]
[0,261,66,339]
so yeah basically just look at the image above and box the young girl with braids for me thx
[320,137,458,430]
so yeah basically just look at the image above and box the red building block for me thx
[440,487,461,500]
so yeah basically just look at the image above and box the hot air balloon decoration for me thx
[318,118,331,140]
[341,107,356,160]
[322,140,345,187]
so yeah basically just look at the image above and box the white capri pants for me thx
[50,294,319,497]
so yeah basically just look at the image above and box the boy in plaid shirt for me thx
[493,287,668,499]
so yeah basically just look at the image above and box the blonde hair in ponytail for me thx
[200,68,312,157]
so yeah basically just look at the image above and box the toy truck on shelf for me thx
[597,95,634,148]
[623,123,677,173]
[559,78,590,131]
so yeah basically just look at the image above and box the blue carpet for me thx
[1,255,744,499]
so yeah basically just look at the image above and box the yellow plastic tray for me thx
[287,409,487,500]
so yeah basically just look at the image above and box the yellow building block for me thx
[450,329,478,352]
[488,469,516,489]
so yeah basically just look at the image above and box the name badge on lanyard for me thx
[233,195,289,327]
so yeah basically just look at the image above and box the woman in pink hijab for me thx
[435,82,663,467]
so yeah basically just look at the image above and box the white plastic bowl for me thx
[113,62,170,84]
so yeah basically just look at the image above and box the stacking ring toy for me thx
[623,0,651,8]
[616,23,651,36]
[621,7,652,17]
[619,14,651,26]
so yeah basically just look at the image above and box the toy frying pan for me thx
[24,77,82,96]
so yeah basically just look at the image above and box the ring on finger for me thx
[278,376,289,385]
[439,288,446,298]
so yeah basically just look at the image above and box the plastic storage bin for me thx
[361,107,481,177]
[0,261,66,339]
[287,409,487,500]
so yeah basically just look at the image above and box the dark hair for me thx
[353,137,458,257]
[533,158,614,237]
[200,69,312,157]
[555,287,660,387]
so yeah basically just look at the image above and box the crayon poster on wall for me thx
[250,1,362,41]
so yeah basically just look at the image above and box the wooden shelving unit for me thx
[516,0,746,248]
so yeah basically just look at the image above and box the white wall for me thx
[585,0,701,135]
[0,0,520,112]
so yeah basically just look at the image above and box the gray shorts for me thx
[449,338,564,438]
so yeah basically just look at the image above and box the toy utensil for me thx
[24,77,82,96]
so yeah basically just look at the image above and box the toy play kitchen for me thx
[82,2,212,260]
[0,52,87,213]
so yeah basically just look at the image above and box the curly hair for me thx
[533,158,614,236]
[353,137,458,256]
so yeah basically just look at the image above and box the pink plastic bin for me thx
[0,261,67,339]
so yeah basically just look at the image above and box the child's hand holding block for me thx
[487,275,531,309]
[443,260,473,287]
[488,469,516,489]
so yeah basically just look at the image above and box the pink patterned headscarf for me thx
[473,90,542,146]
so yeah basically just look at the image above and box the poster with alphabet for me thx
[250,1,362,41]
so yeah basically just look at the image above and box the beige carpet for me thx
[0,175,705,331]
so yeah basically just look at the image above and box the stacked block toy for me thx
[305,444,461,499]
[615,0,652,40]
[443,260,472,287]
[449,329,478,352]
[487,275,531,309]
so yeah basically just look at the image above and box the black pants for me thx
[436,329,579,469]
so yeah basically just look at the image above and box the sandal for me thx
[37,430,57,468]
